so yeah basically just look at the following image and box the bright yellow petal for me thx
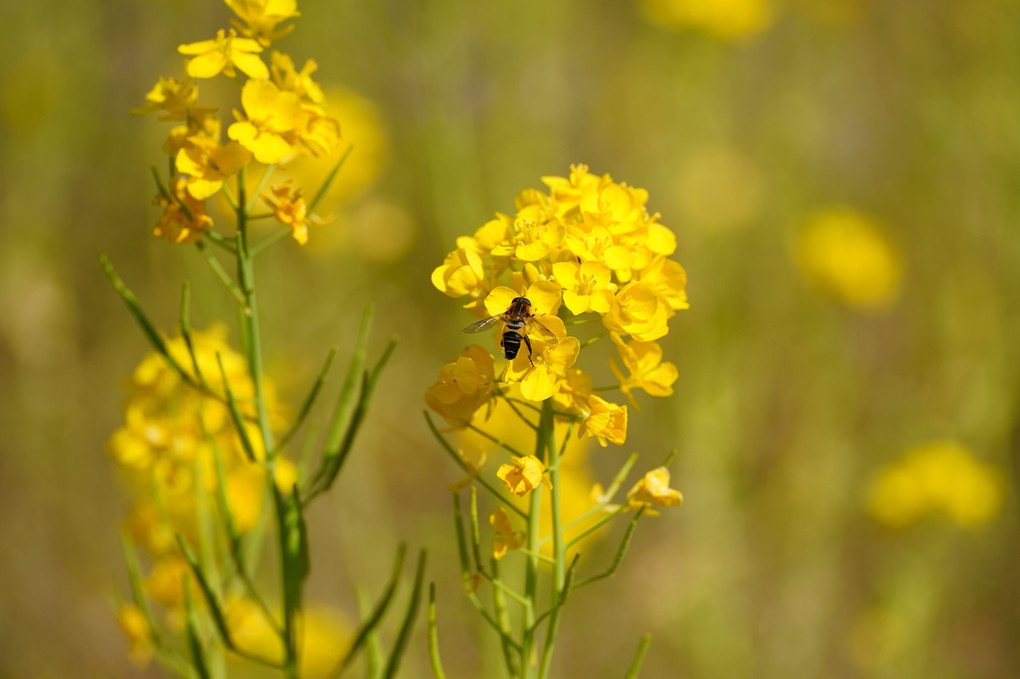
[484,286,519,317]
[525,280,562,316]
[232,52,269,79]
[186,52,229,78]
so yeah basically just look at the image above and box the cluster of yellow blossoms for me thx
[132,0,340,245]
[108,327,293,615]
[867,441,1004,529]
[428,165,687,448]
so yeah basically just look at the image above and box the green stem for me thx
[536,400,564,679]
[233,166,297,679]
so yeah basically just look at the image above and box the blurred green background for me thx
[1,0,1018,676]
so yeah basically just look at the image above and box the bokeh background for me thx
[1,0,1018,677]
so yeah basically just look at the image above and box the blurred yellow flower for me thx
[497,455,546,496]
[153,177,214,244]
[144,555,192,609]
[117,603,153,666]
[131,77,214,123]
[867,441,1004,529]
[425,345,497,429]
[175,136,251,200]
[228,599,352,677]
[627,466,683,516]
[578,395,628,447]
[226,0,299,46]
[285,88,390,210]
[178,29,268,80]
[796,209,902,310]
[638,0,775,41]
[490,507,526,560]
[271,51,324,106]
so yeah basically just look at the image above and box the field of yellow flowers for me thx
[1,0,1017,677]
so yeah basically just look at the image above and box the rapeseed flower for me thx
[796,208,902,310]
[226,0,300,46]
[867,441,1004,529]
[627,467,684,515]
[153,177,214,244]
[428,164,688,446]
[638,0,775,41]
[117,603,154,665]
[178,29,269,79]
[490,507,526,559]
[497,455,547,496]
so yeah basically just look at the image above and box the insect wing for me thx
[463,315,504,334]
[527,316,558,340]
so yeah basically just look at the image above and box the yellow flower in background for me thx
[609,335,679,409]
[153,177,214,244]
[226,0,300,46]
[578,395,628,447]
[284,88,390,210]
[131,77,215,123]
[490,507,526,560]
[425,345,497,429]
[796,208,902,310]
[627,467,683,515]
[638,0,775,41]
[178,29,269,79]
[175,136,251,200]
[867,441,1004,529]
[144,555,192,609]
[228,599,351,677]
[117,604,153,666]
[497,455,547,496]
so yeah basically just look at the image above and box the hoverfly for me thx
[463,296,556,365]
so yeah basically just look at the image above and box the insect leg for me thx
[524,334,534,366]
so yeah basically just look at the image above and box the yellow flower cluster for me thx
[795,208,902,310]
[133,0,341,245]
[428,165,687,447]
[867,441,1004,529]
[637,0,774,41]
[108,326,294,610]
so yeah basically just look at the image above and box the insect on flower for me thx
[463,296,556,365]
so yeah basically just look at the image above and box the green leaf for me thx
[216,352,257,462]
[183,576,212,679]
[100,255,185,376]
[624,634,653,679]
[273,482,310,654]
[572,506,647,590]
[427,583,448,679]
[277,346,339,452]
[176,534,233,647]
[308,144,353,214]
[332,544,407,677]
[382,550,427,679]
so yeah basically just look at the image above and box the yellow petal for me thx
[186,52,229,78]
[232,52,269,79]
[484,286,519,317]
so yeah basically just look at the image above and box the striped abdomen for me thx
[501,329,523,359]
